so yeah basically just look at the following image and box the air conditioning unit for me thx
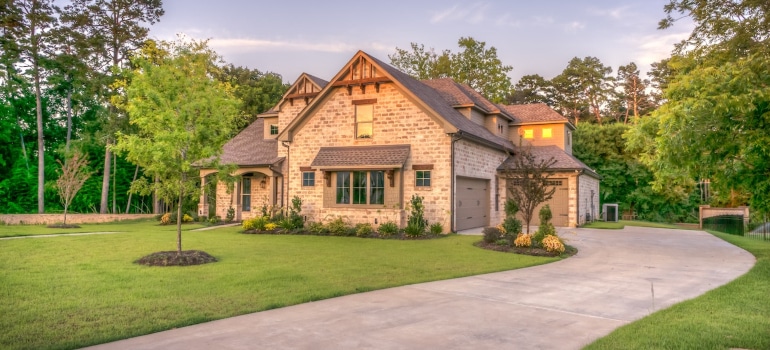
[603,204,619,222]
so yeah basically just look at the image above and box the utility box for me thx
[603,204,619,222]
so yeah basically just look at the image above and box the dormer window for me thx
[270,124,278,135]
[523,129,534,139]
[542,128,552,138]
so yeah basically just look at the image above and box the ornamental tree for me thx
[113,39,240,254]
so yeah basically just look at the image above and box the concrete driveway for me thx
[87,227,754,350]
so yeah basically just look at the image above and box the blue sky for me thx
[150,1,693,84]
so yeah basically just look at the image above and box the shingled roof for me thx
[498,145,600,179]
[421,78,509,118]
[311,145,411,169]
[216,118,282,167]
[364,53,514,151]
[500,103,571,126]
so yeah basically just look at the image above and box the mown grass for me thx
[581,220,685,230]
[0,225,558,349]
[0,220,207,238]
[586,230,770,350]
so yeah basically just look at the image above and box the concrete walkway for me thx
[87,227,755,350]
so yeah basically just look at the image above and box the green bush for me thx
[208,216,220,224]
[307,221,328,235]
[377,221,399,237]
[429,222,443,235]
[182,214,194,223]
[405,194,426,237]
[225,207,235,223]
[482,226,502,243]
[355,223,375,237]
[242,216,269,231]
[288,196,304,229]
[533,205,556,247]
[326,216,352,236]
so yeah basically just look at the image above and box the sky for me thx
[149,1,694,84]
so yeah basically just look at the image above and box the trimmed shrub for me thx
[482,226,502,243]
[327,217,352,236]
[355,223,375,237]
[429,222,443,235]
[225,207,235,223]
[307,221,328,235]
[182,214,194,223]
[514,233,532,247]
[377,221,399,237]
[542,234,565,253]
[405,194,426,237]
[242,216,269,231]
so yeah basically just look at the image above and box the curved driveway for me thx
[88,227,754,350]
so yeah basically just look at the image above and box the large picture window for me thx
[356,104,373,138]
[242,178,251,211]
[336,171,384,205]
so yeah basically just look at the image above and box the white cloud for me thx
[430,3,489,24]
[564,21,586,32]
[532,16,554,26]
[633,31,690,66]
[588,6,631,20]
[494,14,522,28]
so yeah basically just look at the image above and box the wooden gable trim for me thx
[352,99,377,105]
[299,166,313,172]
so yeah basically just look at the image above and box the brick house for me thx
[198,51,600,230]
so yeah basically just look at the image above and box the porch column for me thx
[198,175,209,218]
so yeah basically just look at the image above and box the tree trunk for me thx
[63,203,68,225]
[112,152,117,213]
[100,146,111,213]
[35,68,44,214]
[125,164,139,213]
[176,193,183,254]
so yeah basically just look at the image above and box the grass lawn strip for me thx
[0,224,559,350]
[0,220,207,238]
[586,230,770,350]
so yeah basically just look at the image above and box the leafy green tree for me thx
[390,37,513,103]
[507,74,552,105]
[215,64,288,123]
[647,58,673,106]
[60,0,164,214]
[113,39,240,254]
[551,57,613,125]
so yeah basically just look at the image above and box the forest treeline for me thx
[2,0,767,223]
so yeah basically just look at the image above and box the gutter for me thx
[449,131,464,233]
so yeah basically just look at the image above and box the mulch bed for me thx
[135,250,218,266]
[46,223,81,228]
[474,241,578,257]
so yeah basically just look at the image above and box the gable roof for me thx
[279,51,513,151]
[215,118,282,167]
[500,103,573,128]
[258,73,329,116]
[498,145,600,179]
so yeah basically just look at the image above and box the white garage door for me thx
[456,177,489,231]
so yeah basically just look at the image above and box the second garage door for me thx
[510,178,570,227]
[456,177,489,231]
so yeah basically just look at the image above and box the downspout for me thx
[449,131,464,232]
[281,141,291,209]
[575,169,582,226]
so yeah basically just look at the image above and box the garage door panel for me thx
[456,177,489,231]
[510,178,569,227]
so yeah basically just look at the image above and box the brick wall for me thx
[454,139,508,228]
[286,83,454,230]
[578,174,600,224]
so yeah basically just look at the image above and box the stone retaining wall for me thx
[0,214,156,225]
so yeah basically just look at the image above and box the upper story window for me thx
[356,104,373,139]
[416,171,431,187]
[523,129,534,139]
[497,123,504,134]
[270,124,278,135]
[542,128,552,138]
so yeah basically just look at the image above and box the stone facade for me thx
[454,139,508,226]
[578,174,601,225]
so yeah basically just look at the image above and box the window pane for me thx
[356,104,373,138]
[542,128,552,138]
[303,172,315,186]
[524,129,534,139]
[336,172,350,204]
[270,124,278,135]
[370,171,384,204]
[353,171,367,204]
[242,178,251,211]
[416,171,431,187]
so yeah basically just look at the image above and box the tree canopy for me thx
[113,39,241,252]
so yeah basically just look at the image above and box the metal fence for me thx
[703,215,770,241]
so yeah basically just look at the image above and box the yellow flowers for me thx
[542,234,565,253]
[514,233,532,247]
[265,223,277,231]
[160,213,171,225]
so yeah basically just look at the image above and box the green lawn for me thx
[0,223,558,349]
[0,220,207,237]
[586,230,770,350]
